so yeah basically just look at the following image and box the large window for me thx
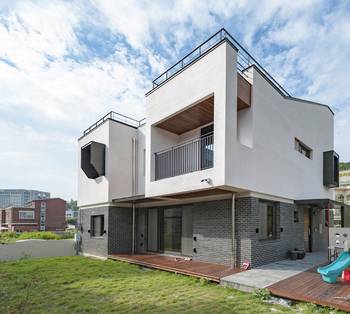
[295,138,312,159]
[19,210,35,220]
[259,201,278,240]
[91,215,104,237]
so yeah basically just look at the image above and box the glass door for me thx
[160,208,182,253]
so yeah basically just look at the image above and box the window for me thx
[347,195,350,202]
[295,138,312,159]
[19,210,35,220]
[293,210,299,223]
[91,215,104,237]
[259,201,278,240]
[337,194,344,203]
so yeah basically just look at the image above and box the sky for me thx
[0,0,349,201]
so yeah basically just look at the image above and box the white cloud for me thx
[0,0,349,200]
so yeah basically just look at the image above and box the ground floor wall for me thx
[235,198,304,267]
[80,197,328,267]
[80,206,133,258]
[80,206,109,257]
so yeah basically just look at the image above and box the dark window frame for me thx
[259,200,279,241]
[295,138,312,159]
[90,215,105,237]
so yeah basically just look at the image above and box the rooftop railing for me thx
[82,111,146,137]
[150,28,290,97]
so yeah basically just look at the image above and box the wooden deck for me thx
[109,253,242,282]
[268,266,350,312]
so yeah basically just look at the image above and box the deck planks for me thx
[268,267,350,312]
[109,253,242,282]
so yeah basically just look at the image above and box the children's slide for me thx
[317,252,350,283]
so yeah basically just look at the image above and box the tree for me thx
[67,199,78,211]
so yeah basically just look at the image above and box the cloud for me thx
[0,0,349,200]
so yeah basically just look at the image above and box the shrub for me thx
[0,232,19,243]
[17,232,61,240]
[253,288,271,301]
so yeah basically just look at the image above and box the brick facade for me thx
[80,206,109,257]
[80,206,134,257]
[2,198,66,232]
[192,199,233,265]
[80,197,308,267]
[235,197,304,267]
[108,207,133,254]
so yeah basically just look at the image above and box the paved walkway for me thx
[221,252,327,292]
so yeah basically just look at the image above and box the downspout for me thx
[132,201,135,255]
[232,193,236,267]
[131,137,137,255]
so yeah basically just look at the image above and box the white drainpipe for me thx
[232,193,236,267]
[131,137,137,254]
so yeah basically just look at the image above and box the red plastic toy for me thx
[342,268,350,281]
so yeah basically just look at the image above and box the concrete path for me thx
[221,252,327,292]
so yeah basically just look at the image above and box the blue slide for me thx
[317,252,350,283]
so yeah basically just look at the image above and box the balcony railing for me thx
[82,111,146,137]
[155,133,214,181]
[149,28,290,98]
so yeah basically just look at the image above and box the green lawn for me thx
[0,257,343,313]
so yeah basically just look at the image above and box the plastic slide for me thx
[317,252,350,283]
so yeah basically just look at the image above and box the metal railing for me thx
[155,133,214,181]
[151,28,290,97]
[83,111,146,136]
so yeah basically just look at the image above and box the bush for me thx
[17,232,61,240]
[253,288,271,301]
[0,232,19,243]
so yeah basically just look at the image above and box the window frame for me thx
[294,138,312,159]
[259,200,279,241]
[18,210,35,220]
[90,215,105,238]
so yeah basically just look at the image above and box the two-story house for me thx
[2,198,66,232]
[78,29,339,268]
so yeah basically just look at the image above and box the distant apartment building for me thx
[0,189,50,208]
[334,170,350,226]
[1,198,66,232]
[66,209,79,219]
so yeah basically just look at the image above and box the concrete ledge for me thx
[81,252,107,260]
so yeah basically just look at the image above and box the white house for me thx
[77,29,339,267]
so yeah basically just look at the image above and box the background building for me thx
[0,189,50,208]
[2,198,66,232]
[335,170,350,205]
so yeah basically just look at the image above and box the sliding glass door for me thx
[160,208,182,253]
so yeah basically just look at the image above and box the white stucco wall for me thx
[145,40,334,200]
[225,66,334,200]
[78,39,335,205]
[145,42,236,197]
[78,119,146,207]
[78,122,110,206]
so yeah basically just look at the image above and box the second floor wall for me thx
[78,37,336,206]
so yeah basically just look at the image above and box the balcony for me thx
[155,132,214,180]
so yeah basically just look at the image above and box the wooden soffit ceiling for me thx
[155,96,214,135]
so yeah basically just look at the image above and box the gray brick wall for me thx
[80,206,109,257]
[108,207,133,254]
[80,206,133,257]
[136,208,147,253]
[192,199,234,265]
[235,197,304,267]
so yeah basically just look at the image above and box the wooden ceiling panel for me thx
[155,96,214,135]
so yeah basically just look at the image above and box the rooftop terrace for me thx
[148,28,290,97]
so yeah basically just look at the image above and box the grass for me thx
[0,231,73,243]
[0,257,345,313]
